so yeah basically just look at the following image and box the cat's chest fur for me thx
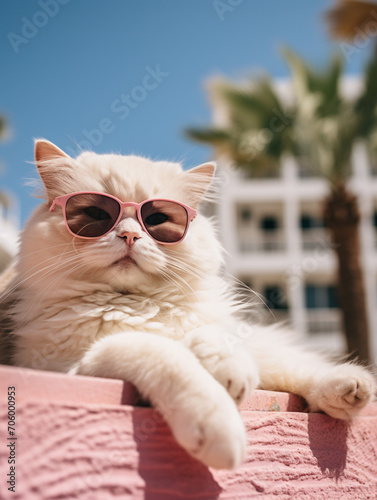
[42,291,202,337]
[13,287,223,371]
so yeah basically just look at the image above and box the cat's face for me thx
[19,140,222,295]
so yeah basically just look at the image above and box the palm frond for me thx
[0,192,10,208]
[186,45,377,184]
[185,127,231,144]
[281,47,359,182]
[221,78,282,116]
[282,47,343,118]
[0,116,6,140]
[354,54,377,136]
[325,0,377,40]
[187,75,296,172]
[207,78,286,132]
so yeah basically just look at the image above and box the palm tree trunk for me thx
[324,183,371,364]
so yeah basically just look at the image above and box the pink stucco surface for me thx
[0,365,376,499]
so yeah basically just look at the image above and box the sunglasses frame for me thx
[49,191,197,245]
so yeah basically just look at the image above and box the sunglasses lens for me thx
[141,200,188,243]
[65,194,121,237]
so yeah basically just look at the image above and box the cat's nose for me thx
[119,231,141,248]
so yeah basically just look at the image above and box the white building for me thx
[210,78,377,361]
[0,193,19,272]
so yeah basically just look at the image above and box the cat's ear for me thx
[35,139,69,165]
[34,139,74,202]
[184,162,216,208]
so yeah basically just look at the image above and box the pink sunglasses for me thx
[49,191,197,245]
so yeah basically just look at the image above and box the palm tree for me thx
[0,115,9,207]
[0,115,11,272]
[0,114,9,208]
[0,114,6,137]
[186,50,377,364]
[325,0,377,42]
[186,77,296,176]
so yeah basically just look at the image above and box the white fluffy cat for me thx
[0,139,375,470]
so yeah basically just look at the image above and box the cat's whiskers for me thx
[222,270,271,307]
[163,250,208,274]
[159,269,189,296]
[164,252,275,319]
[220,270,277,320]
[0,250,81,303]
[164,254,208,282]
[72,237,81,255]
[163,266,198,297]
[16,257,88,328]
[167,264,203,293]
[16,240,77,260]
[158,250,214,298]
[167,260,206,282]
[4,256,83,320]
[11,254,83,312]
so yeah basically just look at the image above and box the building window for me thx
[373,211,377,228]
[240,207,252,223]
[305,284,338,309]
[263,285,288,310]
[298,161,318,178]
[300,215,325,230]
[260,216,278,232]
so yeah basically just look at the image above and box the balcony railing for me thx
[263,309,290,325]
[239,233,285,253]
[237,230,334,254]
[306,308,341,335]
[301,229,331,251]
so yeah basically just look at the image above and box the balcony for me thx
[263,309,291,326]
[301,228,331,252]
[306,308,341,335]
[239,233,285,253]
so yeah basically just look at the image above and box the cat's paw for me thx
[184,326,259,405]
[308,364,376,420]
[167,382,247,469]
[211,352,259,405]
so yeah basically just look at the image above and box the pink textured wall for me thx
[0,365,376,499]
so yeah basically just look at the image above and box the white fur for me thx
[4,140,376,470]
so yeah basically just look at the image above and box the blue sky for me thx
[0,0,372,225]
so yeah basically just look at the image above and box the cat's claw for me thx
[308,364,376,420]
[167,382,247,469]
[211,352,259,405]
[184,328,259,406]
